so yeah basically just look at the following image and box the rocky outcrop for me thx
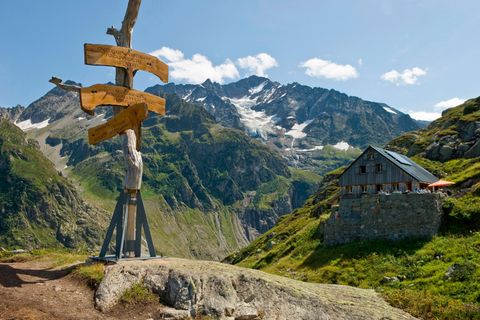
[95,258,416,320]
[0,105,25,122]
[388,97,480,162]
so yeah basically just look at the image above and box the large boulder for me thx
[95,258,416,320]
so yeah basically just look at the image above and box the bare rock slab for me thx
[95,257,416,320]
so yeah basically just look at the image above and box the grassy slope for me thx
[0,120,105,249]
[228,100,480,319]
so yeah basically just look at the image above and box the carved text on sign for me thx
[84,44,168,83]
[80,84,165,115]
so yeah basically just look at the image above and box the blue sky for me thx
[1,0,479,120]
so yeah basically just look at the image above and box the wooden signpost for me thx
[50,0,168,260]
[88,102,148,148]
[80,84,165,116]
[84,44,168,83]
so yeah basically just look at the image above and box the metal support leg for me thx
[138,192,156,257]
[117,192,130,260]
[99,191,126,258]
[95,190,158,260]
[134,190,142,257]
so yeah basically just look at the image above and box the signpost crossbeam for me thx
[84,43,168,83]
[80,84,165,116]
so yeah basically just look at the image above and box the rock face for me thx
[324,193,444,246]
[95,258,416,320]
[0,105,25,122]
[387,97,480,162]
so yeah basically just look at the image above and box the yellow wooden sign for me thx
[88,103,148,149]
[80,84,165,116]
[84,44,168,83]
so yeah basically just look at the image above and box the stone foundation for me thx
[324,193,444,246]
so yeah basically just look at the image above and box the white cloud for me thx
[409,111,441,121]
[150,47,239,84]
[237,53,278,77]
[434,97,466,110]
[381,67,426,85]
[150,47,184,62]
[299,58,358,81]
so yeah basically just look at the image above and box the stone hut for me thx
[324,146,443,246]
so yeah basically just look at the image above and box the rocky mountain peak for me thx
[146,76,420,173]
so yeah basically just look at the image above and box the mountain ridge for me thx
[146,75,421,173]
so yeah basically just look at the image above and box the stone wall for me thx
[324,193,444,246]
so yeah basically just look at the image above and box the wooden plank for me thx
[84,43,168,83]
[80,84,165,115]
[88,103,148,146]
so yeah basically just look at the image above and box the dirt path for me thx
[0,260,160,320]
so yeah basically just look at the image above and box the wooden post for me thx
[50,0,164,260]
[107,0,142,257]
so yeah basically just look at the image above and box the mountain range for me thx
[0,76,423,258]
[147,75,422,172]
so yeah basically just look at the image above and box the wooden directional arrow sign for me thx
[88,103,148,149]
[84,44,168,83]
[80,84,165,116]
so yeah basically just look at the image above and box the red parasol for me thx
[428,180,455,188]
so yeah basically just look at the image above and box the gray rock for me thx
[444,262,476,281]
[95,258,417,320]
[465,139,480,158]
[381,276,399,284]
[438,145,454,161]
[233,302,259,320]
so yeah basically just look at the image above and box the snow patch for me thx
[332,141,351,151]
[297,145,324,152]
[383,106,397,114]
[261,88,277,104]
[77,117,86,121]
[228,96,277,139]
[285,120,313,139]
[249,81,267,95]
[183,90,194,101]
[15,118,50,131]
[196,97,206,102]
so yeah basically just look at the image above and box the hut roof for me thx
[339,146,438,184]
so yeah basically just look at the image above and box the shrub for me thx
[121,283,157,305]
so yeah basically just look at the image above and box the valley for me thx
[0,75,421,259]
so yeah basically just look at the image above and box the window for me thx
[366,150,375,160]
[375,163,383,173]
[361,185,367,193]
[346,186,352,194]
[359,165,367,174]
[376,184,382,192]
